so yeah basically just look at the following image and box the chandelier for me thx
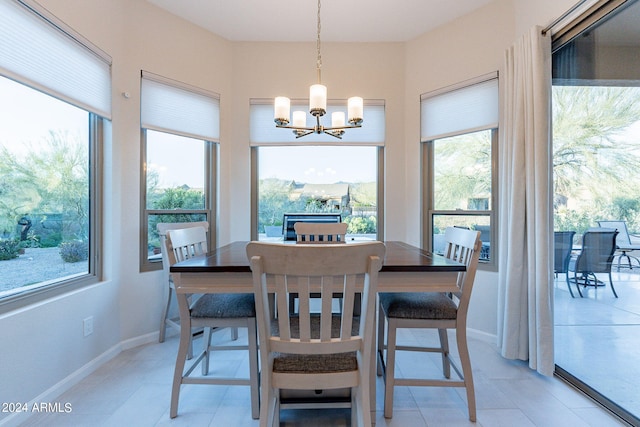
[273,0,363,139]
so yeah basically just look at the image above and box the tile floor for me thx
[18,323,627,427]
[554,268,640,422]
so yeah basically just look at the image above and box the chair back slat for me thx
[166,226,208,266]
[247,241,385,358]
[443,227,482,301]
[295,222,348,243]
[157,222,209,278]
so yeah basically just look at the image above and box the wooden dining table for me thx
[170,240,465,420]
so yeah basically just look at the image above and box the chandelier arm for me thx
[323,130,344,140]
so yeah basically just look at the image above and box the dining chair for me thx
[246,241,385,427]
[290,222,349,314]
[294,221,348,243]
[157,222,221,354]
[168,226,259,419]
[554,230,576,297]
[568,228,619,298]
[377,226,482,421]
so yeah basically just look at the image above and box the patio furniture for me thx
[597,220,640,270]
[568,228,618,298]
[554,231,576,297]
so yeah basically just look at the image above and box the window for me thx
[140,72,219,271]
[255,145,381,241]
[0,0,110,308]
[421,74,498,268]
[250,100,385,241]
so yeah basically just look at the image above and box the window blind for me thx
[250,99,385,145]
[141,71,220,142]
[421,74,498,142]
[0,0,112,119]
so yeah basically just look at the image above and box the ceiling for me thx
[146,0,495,43]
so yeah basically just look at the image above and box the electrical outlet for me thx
[83,316,94,337]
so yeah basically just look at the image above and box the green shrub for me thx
[0,238,21,261]
[59,240,88,263]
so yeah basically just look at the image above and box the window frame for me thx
[0,111,103,312]
[250,145,385,242]
[139,128,217,272]
[421,128,499,271]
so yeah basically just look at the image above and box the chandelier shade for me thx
[273,0,363,139]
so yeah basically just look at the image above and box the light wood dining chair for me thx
[247,241,385,427]
[291,222,349,313]
[168,226,259,419]
[377,226,482,421]
[294,221,348,243]
[157,221,213,351]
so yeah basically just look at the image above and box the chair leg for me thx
[170,318,191,418]
[383,317,397,419]
[608,273,618,298]
[248,318,260,419]
[201,327,213,375]
[565,273,575,298]
[456,326,476,422]
[159,286,173,343]
[438,328,451,379]
[574,273,584,297]
[377,303,385,376]
[231,327,239,341]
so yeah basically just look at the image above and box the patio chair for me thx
[568,228,618,298]
[597,220,640,270]
[554,231,576,297]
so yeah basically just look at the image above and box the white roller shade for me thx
[0,0,112,118]
[250,99,385,145]
[421,74,498,142]
[141,71,220,142]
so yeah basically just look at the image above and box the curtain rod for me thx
[541,0,590,35]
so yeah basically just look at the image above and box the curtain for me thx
[497,26,554,376]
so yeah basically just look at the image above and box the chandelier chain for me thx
[316,0,322,84]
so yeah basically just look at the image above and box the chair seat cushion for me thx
[379,292,457,320]
[191,293,256,318]
[273,351,357,374]
[271,314,360,374]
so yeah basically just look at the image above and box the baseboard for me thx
[0,332,159,427]
[120,331,159,351]
[467,327,497,344]
[0,342,122,427]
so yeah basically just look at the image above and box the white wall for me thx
[0,0,582,422]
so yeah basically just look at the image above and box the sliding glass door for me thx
[552,1,640,424]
